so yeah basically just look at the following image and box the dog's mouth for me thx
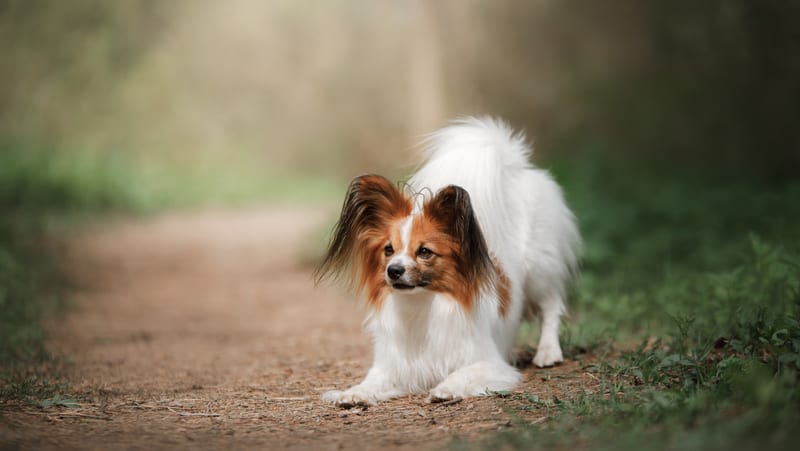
[391,281,429,290]
[391,283,415,290]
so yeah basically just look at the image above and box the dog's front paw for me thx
[427,387,463,403]
[533,343,564,368]
[427,361,520,402]
[427,378,481,403]
[321,389,376,409]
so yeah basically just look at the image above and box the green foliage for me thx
[0,140,343,214]
[0,215,62,365]
[0,373,72,403]
[38,393,80,409]
[485,161,800,450]
[0,142,137,212]
[557,156,800,346]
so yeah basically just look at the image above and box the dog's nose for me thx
[387,264,405,280]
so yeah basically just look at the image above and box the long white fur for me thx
[323,117,581,406]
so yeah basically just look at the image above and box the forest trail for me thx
[1,206,597,450]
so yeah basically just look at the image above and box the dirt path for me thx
[1,206,598,450]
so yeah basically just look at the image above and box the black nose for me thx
[387,264,405,280]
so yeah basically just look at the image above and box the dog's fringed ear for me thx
[425,185,495,287]
[315,174,410,285]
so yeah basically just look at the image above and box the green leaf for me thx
[778,353,798,364]
[39,394,80,409]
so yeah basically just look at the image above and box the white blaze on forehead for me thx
[400,215,414,254]
[389,215,416,267]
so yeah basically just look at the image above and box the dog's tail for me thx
[408,116,533,206]
[416,116,532,175]
[410,116,580,277]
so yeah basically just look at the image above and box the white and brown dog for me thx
[317,117,581,407]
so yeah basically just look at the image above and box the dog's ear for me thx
[424,185,494,285]
[315,175,410,285]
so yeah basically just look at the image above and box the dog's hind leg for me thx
[531,292,565,367]
[524,274,566,368]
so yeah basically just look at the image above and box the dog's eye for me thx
[417,247,433,259]
[384,244,394,257]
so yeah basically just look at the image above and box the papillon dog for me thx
[317,117,581,407]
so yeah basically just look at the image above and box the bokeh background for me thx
[3,0,798,204]
[2,1,800,448]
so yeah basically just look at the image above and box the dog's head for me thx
[315,175,498,311]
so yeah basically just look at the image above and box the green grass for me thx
[483,157,800,450]
[0,140,343,214]
[0,216,62,365]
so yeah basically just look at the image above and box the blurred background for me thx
[2,0,798,205]
[2,2,800,447]
[3,0,800,341]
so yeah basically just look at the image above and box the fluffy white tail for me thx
[417,116,532,174]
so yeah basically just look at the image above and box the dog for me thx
[316,117,581,407]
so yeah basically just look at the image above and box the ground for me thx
[0,206,599,450]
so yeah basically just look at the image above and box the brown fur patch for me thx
[418,186,495,312]
[315,174,412,309]
[406,213,478,312]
